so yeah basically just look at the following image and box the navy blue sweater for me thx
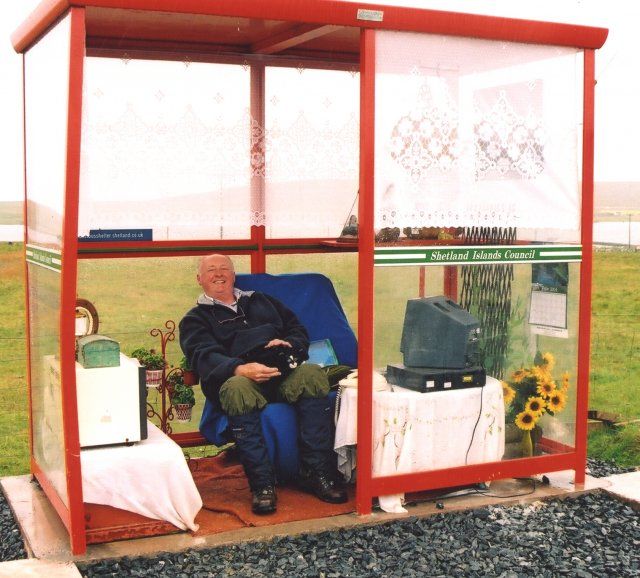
[179,291,309,404]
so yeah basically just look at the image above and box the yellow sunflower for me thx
[525,396,546,416]
[502,381,516,405]
[561,372,570,391]
[547,389,568,413]
[536,379,556,398]
[515,410,538,431]
[511,368,529,384]
[541,352,555,371]
[531,365,549,383]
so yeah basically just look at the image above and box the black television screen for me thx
[400,296,481,369]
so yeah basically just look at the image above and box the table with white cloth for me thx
[80,422,202,531]
[334,376,505,513]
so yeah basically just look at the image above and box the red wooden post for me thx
[356,27,375,516]
[250,63,266,273]
[575,48,596,486]
[444,265,458,300]
[60,7,88,555]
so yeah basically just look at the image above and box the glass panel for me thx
[264,67,359,238]
[373,261,579,482]
[24,13,72,505]
[369,32,584,491]
[79,58,252,240]
[266,253,358,331]
[76,255,251,433]
[374,31,583,244]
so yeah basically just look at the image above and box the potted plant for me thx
[131,347,166,388]
[167,372,196,422]
[179,356,199,386]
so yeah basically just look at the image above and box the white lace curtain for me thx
[79,36,582,242]
[374,32,583,235]
[78,58,359,241]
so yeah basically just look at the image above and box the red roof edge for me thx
[11,0,608,54]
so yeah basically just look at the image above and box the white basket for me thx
[145,369,163,388]
[173,403,193,423]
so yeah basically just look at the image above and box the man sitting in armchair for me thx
[179,254,347,515]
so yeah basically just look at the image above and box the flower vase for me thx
[520,429,533,458]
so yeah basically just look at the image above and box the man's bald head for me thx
[197,254,236,304]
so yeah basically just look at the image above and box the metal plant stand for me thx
[146,320,183,434]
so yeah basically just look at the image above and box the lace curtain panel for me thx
[79,58,359,240]
[375,32,583,233]
[79,35,581,241]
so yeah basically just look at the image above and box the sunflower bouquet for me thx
[502,351,571,437]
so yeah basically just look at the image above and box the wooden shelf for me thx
[321,237,467,249]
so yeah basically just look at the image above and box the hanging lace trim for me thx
[474,90,545,180]
[390,81,460,182]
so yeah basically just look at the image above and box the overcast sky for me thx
[1,0,637,203]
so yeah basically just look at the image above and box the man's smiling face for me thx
[197,254,236,303]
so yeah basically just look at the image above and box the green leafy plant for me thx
[131,348,166,370]
[178,355,199,385]
[179,356,192,371]
[167,372,196,406]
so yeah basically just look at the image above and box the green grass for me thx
[590,250,640,420]
[0,244,638,477]
[588,424,640,468]
[0,243,29,476]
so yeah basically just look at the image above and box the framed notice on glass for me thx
[529,263,569,338]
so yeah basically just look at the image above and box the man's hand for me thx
[234,362,281,383]
[265,339,292,348]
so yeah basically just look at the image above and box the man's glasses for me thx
[213,304,248,325]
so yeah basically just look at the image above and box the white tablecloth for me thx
[80,422,202,531]
[334,376,505,513]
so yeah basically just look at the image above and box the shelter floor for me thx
[81,453,357,545]
[1,462,618,564]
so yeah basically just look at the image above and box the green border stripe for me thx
[26,244,62,272]
[374,245,582,266]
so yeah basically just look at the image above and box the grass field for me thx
[590,250,640,419]
[0,243,638,476]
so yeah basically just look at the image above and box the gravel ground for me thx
[1,462,639,576]
[587,458,638,478]
[0,491,27,562]
[76,491,639,578]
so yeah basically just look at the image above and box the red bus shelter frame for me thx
[13,0,607,555]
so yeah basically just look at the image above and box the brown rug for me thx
[191,453,356,533]
[84,453,355,544]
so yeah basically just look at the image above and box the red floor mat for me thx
[192,453,355,532]
[84,453,355,543]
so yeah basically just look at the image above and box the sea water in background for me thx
[594,219,640,247]
[0,225,23,242]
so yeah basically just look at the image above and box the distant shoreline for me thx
[0,225,22,242]
[1,179,638,240]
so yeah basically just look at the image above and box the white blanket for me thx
[334,377,505,513]
[80,422,202,531]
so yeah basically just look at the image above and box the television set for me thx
[400,296,481,369]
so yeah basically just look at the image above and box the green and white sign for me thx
[26,244,62,273]
[374,245,582,267]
